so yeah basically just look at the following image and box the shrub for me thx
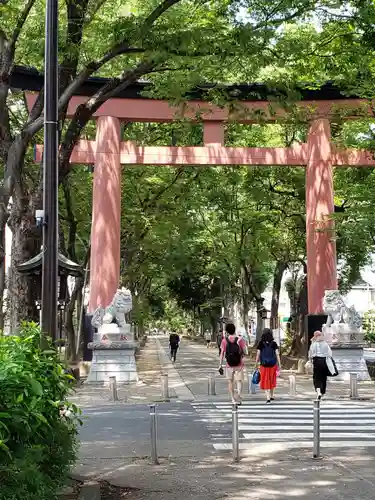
[0,323,81,500]
[363,310,375,344]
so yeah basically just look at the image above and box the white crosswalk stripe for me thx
[192,400,375,452]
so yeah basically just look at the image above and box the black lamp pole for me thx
[41,0,58,341]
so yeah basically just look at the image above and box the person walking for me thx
[169,331,180,363]
[219,323,248,404]
[308,330,332,400]
[256,328,281,404]
[204,330,212,348]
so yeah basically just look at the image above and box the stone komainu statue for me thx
[91,288,133,329]
[323,290,362,331]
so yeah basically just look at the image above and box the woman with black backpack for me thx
[255,328,281,404]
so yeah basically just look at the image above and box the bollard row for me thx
[109,376,118,401]
[350,372,358,399]
[161,373,169,400]
[148,371,360,464]
[289,374,296,397]
[149,404,159,465]
[148,399,342,463]
[158,371,359,400]
[313,399,321,459]
[232,403,239,463]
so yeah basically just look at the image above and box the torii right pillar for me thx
[305,119,337,350]
[305,118,370,379]
[306,118,337,313]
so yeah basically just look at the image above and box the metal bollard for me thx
[289,374,296,397]
[250,377,256,394]
[243,372,249,394]
[161,373,169,400]
[350,373,358,399]
[208,375,216,396]
[109,376,118,401]
[313,399,321,459]
[232,403,240,463]
[149,404,159,465]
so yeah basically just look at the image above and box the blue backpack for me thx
[260,342,276,367]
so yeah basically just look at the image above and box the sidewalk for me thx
[69,448,375,499]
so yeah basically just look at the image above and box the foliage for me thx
[0,323,81,500]
[363,310,375,345]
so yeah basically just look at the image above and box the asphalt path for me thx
[159,336,236,398]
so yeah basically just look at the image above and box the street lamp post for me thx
[41,0,59,341]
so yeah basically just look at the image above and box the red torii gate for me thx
[27,92,375,320]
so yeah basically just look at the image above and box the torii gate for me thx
[27,91,375,324]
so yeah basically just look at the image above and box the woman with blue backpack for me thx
[255,328,281,404]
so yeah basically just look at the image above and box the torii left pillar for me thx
[88,116,121,313]
[86,116,138,385]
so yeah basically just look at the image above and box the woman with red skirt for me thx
[255,328,281,404]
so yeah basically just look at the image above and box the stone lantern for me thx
[17,251,82,337]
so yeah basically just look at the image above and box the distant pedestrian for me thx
[169,331,180,362]
[219,323,248,404]
[256,328,281,404]
[308,330,332,400]
[204,330,212,347]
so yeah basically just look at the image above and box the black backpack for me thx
[226,337,242,367]
[260,342,276,367]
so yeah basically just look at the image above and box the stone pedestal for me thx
[330,344,370,381]
[323,323,370,381]
[86,324,139,384]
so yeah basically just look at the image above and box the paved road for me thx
[160,336,238,397]
[192,399,375,454]
[78,402,213,465]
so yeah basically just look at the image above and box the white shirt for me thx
[309,340,332,359]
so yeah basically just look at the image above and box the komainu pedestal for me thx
[322,290,370,381]
[86,288,139,384]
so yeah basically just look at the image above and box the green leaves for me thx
[0,323,80,500]
[29,378,43,397]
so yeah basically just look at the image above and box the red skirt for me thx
[259,365,277,390]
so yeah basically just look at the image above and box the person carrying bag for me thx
[308,330,338,400]
[255,328,281,404]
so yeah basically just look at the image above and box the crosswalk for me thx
[192,400,375,453]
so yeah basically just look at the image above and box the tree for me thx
[1,0,328,329]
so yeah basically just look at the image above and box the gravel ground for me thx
[60,479,136,500]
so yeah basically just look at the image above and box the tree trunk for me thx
[64,275,84,363]
[270,261,287,325]
[288,273,308,357]
[7,205,40,331]
[0,229,6,330]
[255,297,265,342]
[297,275,308,357]
[240,267,250,333]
